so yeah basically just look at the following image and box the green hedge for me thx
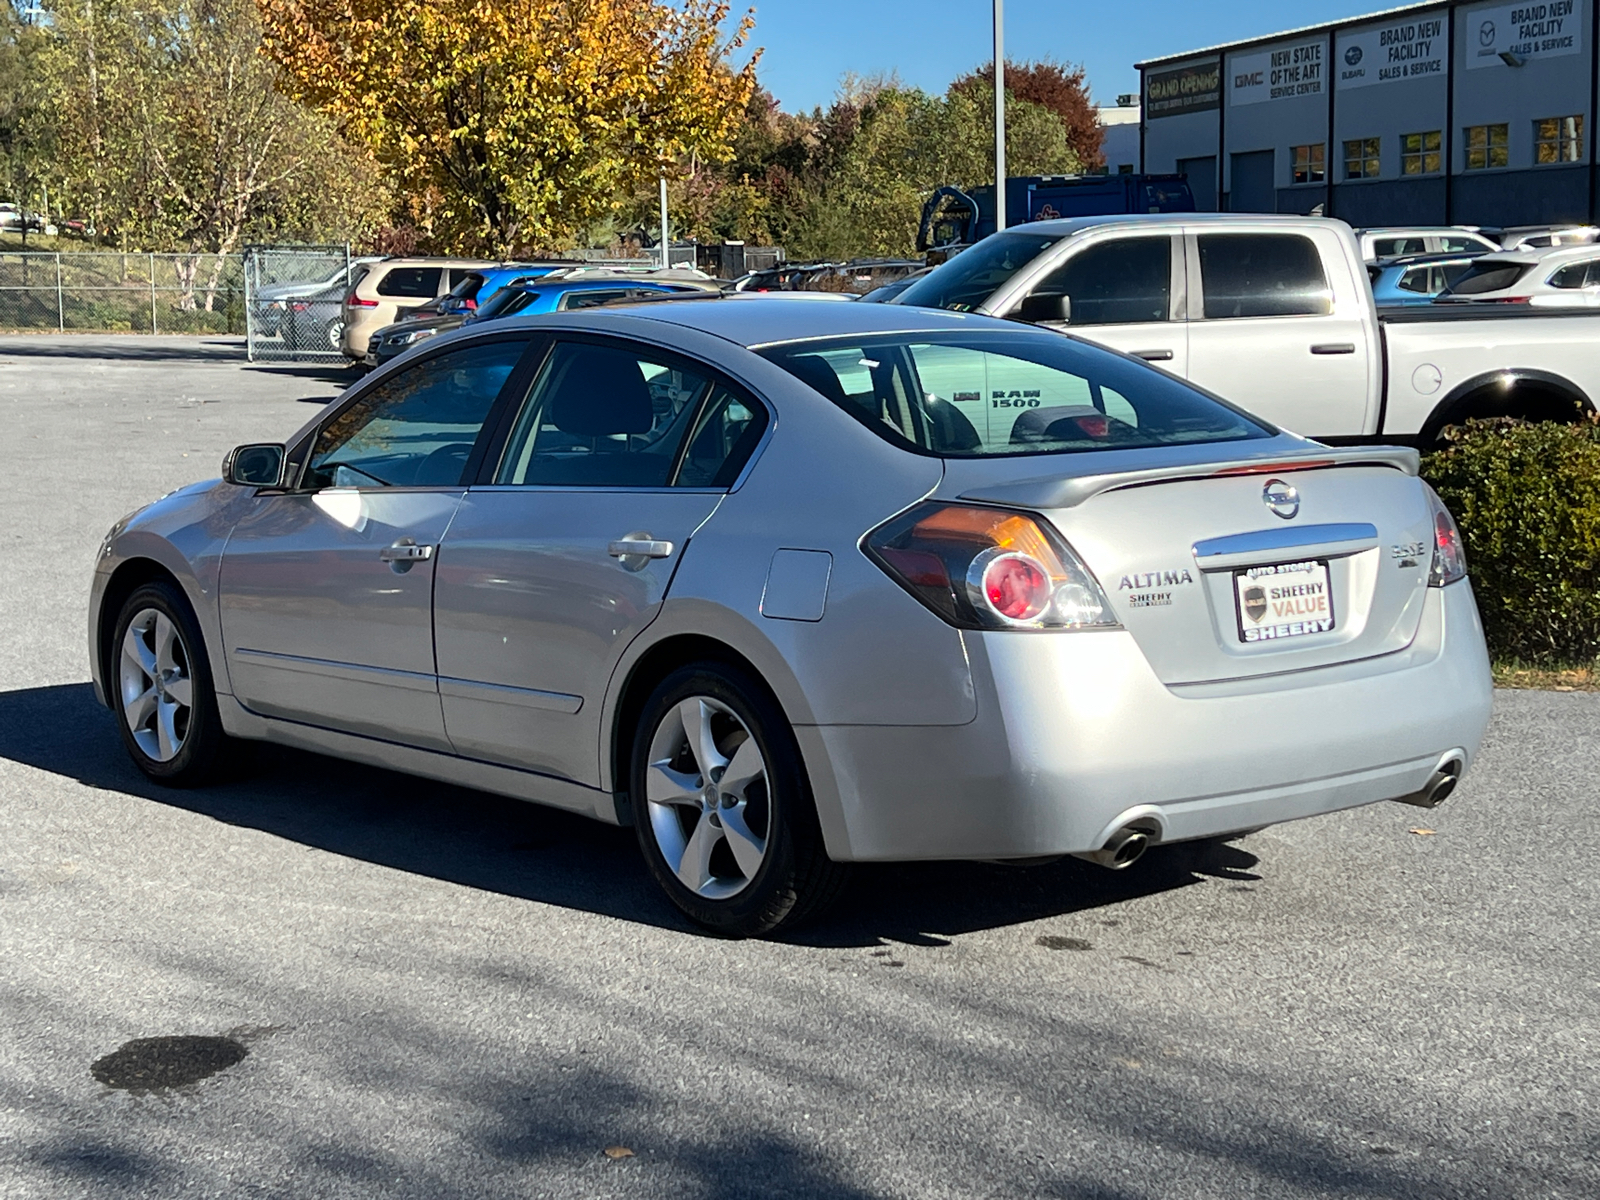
[1422,418,1600,664]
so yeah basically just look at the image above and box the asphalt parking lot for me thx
[1,334,1597,1200]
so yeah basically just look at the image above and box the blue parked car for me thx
[1369,253,1485,308]
[364,274,716,367]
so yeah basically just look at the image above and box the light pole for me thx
[993,0,1006,231]
[659,175,670,269]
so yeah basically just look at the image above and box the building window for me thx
[1343,137,1381,180]
[1534,116,1584,164]
[1464,124,1509,170]
[1400,131,1442,175]
[1290,143,1324,184]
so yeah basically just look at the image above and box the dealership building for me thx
[1138,0,1598,226]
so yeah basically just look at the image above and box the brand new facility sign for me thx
[1466,0,1582,68]
[1146,60,1221,117]
[1231,40,1324,106]
[1336,17,1448,88]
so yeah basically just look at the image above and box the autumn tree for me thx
[951,59,1104,169]
[258,0,760,256]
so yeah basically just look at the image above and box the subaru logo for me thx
[1344,45,1363,66]
[1263,479,1300,520]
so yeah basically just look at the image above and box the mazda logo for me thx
[1263,479,1300,520]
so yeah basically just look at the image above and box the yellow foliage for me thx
[257,0,758,255]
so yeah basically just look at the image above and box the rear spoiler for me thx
[957,445,1420,510]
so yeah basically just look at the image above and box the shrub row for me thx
[1421,417,1600,664]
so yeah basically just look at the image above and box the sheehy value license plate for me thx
[1234,559,1335,643]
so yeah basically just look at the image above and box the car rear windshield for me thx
[757,332,1273,458]
[1446,261,1531,295]
[892,233,1059,311]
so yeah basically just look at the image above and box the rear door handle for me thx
[608,536,674,560]
[1132,348,1174,361]
[1310,343,1356,355]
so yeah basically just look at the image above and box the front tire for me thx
[111,581,232,786]
[630,663,845,936]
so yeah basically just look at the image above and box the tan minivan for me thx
[340,257,487,362]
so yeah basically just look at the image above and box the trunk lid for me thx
[944,441,1433,684]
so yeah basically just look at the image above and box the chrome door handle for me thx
[1310,343,1356,355]
[1132,348,1174,361]
[608,536,674,560]
[379,539,434,573]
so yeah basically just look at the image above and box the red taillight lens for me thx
[864,502,1118,631]
[348,295,378,308]
[1426,485,1468,586]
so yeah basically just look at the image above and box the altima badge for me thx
[1263,479,1300,520]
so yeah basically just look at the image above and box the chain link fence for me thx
[243,245,361,364]
[0,251,246,334]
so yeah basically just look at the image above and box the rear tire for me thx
[110,581,233,786]
[630,662,846,936]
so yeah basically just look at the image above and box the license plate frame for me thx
[1234,559,1336,644]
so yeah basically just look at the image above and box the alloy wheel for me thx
[644,696,771,900]
[119,607,193,762]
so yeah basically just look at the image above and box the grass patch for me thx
[1493,660,1599,691]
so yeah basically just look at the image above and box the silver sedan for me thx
[89,297,1493,935]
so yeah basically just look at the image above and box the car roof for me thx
[500,293,1011,349]
[1360,226,1475,236]
[1373,252,1484,269]
[1010,212,1342,239]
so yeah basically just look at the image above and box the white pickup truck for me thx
[893,213,1600,445]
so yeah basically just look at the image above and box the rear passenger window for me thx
[377,267,444,298]
[1549,263,1589,289]
[1438,235,1483,252]
[1197,234,1332,319]
[495,341,763,488]
[1397,267,1430,293]
[1024,237,1171,325]
[1375,237,1426,256]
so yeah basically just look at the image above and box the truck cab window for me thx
[1023,237,1171,326]
[1197,234,1332,319]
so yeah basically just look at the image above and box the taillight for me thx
[1425,485,1468,586]
[864,502,1118,631]
[348,295,378,308]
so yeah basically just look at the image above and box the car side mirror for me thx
[1018,293,1070,324]
[224,443,286,488]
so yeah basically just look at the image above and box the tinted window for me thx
[894,232,1059,311]
[448,272,487,302]
[377,267,444,298]
[1374,237,1426,256]
[558,288,631,310]
[759,332,1271,458]
[496,342,717,487]
[1447,262,1531,295]
[1025,237,1170,325]
[474,286,538,321]
[676,388,770,488]
[1549,263,1589,289]
[1198,234,1331,319]
[305,340,526,488]
[1438,235,1486,252]
[1397,267,1430,294]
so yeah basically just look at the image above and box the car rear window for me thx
[757,332,1272,458]
[1447,261,1531,295]
[377,267,444,298]
[893,233,1059,312]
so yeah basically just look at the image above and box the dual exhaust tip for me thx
[1395,752,1466,809]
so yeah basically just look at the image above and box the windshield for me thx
[758,331,1272,458]
[892,233,1059,311]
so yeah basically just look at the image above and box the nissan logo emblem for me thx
[1263,479,1300,520]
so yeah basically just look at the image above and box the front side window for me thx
[1197,234,1333,319]
[1291,143,1325,184]
[1465,124,1509,170]
[1343,137,1381,180]
[305,339,527,489]
[893,232,1059,312]
[376,267,444,298]
[1021,237,1171,326]
[1535,116,1584,164]
[758,332,1271,458]
[1401,131,1442,175]
[495,341,762,487]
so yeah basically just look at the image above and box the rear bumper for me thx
[799,580,1492,862]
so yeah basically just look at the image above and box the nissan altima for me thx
[89,296,1493,935]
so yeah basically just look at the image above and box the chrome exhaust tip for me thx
[1076,825,1153,871]
[1394,753,1465,809]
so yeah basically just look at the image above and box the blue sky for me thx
[747,1,1391,111]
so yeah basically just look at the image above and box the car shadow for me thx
[0,683,1256,946]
